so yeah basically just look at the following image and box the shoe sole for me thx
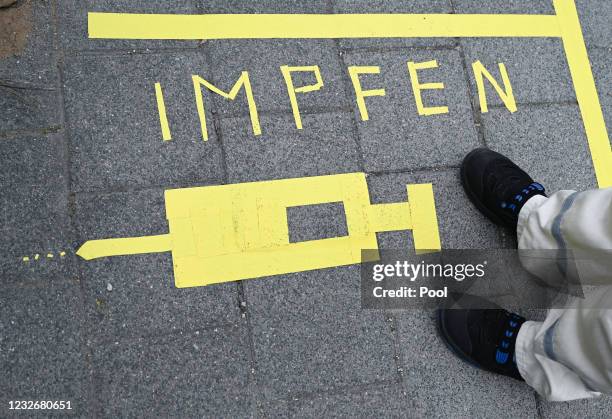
[460,149,508,228]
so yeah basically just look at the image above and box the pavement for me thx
[1,0,611,417]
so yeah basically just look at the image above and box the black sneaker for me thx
[437,294,526,381]
[461,148,546,229]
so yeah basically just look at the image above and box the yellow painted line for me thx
[88,13,561,40]
[408,184,441,253]
[154,82,172,141]
[554,0,612,188]
[77,234,172,260]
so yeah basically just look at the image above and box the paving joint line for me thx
[68,176,226,196]
[0,126,62,139]
[455,37,488,148]
[490,99,579,109]
[366,164,461,177]
[340,44,459,54]
[201,40,231,185]
[235,280,260,418]
[335,39,368,172]
[89,321,243,346]
[200,37,261,411]
[217,106,353,121]
[68,166,465,196]
[63,45,205,57]
[280,378,401,404]
[0,276,80,291]
[384,310,408,382]
[50,1,97,416]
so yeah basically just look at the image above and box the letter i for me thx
[155,82,172,141]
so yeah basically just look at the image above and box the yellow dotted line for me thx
[22,251,68,263]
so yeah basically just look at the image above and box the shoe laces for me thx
[485,162,544,216]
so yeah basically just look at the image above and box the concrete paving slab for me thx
[0,89,60,133]
[480,104,598,194]
[245,266,398,400]
[461,38,575,107]
[589,47,612,135]
[63,52,224,192]
[287,201,349,243]
[538,396,612,419]
[342,49,480,172]
[397,309,538,418]
[261,384,422,418]
[576,0,612,49]
[199,0,329,13]
[57,0,199,51]
[91,326,252,417]
[207,39,348,117]
[0,281,89,417]
[73,189,241,342]
[366,169,503,249]
[0,0,59,132]
[220,112,361,183]
[334,0,455,49]
[0,133,75,284]
[453,0,554,14]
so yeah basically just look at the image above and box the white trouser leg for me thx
[514,188,612,401]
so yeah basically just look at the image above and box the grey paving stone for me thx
[63,52,224,192]
[287,202,349,243]
[220,112,361,183]
[397,310,538,418]
[207,39,348,116]
[199,0,328,13]
[453,0,553,14]
[461,38,575,107]
[58,0,199,51]
[334,0,455,49]
[0,281,89,417]
[576,0,612,49]
[245,265,397,400]
[73,188,241,341]
[0,133,76,284]
[589,47,612,139]
[538,395,612,419]
[0,0,59,132]
[261,384,422,418]
[342,49,480,173]
[92,325,253,417]
[0,89,60,133]
[481,104,599,193]
[366,169,503,249]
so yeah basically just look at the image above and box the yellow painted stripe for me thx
[554,0,612,188]
[154,82,172,141]
[77,234,172,260]
[367,202,412,232]
[88,13,561,40]
[407,184,441,252]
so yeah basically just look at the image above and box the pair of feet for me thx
[438,148,546,381]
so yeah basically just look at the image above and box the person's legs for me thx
[515,288,612,401]
[514,187,612,400]
[517,187,612,286]
[439,148,612,401]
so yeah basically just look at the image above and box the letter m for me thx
[192,72,261,141]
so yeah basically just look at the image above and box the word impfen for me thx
[154,60,516,141]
